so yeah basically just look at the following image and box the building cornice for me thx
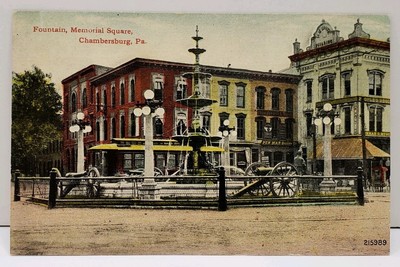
[288,37,390,62]
[89,57,302,86]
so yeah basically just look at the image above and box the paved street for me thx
[10,192,390,256]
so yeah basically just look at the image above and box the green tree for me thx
[12,66,62,175]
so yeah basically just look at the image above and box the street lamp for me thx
[133,90,165,179]
[217,119,237,174]
[314,103,341,178]
[69,111,92,173]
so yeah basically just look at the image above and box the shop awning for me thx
[199,146,225,152]
[311,137,390,160]
[89,144,192,152]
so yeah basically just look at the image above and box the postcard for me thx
[10,11,390,256]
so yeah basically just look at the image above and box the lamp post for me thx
[133,90,165,181]
[69,111,92,173]
[314,103,341,192]
[217,119,237,175]
[263,124,272,167]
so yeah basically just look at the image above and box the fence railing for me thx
[13,167,365,210]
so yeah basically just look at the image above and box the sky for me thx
[12,12,390,93]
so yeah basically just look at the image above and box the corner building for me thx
[288,19,390,176]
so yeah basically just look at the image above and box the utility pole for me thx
[361,97,368,188]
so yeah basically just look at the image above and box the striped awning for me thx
[311,137,390,160]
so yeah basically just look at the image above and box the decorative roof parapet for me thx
[348,18,370,39]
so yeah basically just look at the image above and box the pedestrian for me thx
[294,149,306,175]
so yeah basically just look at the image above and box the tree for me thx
[12,66,62,175]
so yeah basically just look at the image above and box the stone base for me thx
[139,181,160,200]
[319,179,336,193]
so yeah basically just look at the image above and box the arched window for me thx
[71,92,77,112]
[120,82,125,105]
[154,117,163,136]
[111,118,116,138]
[369,105,383,132]
[285,89,294,112]
[82,88,87,109]
[120,115,125,138]
[130,79,135,102]
[103,119,108,141]
[218,81,230,106]
[96,121,100,141]
[256,86,266,109]
[368,70,384,96]
[271,88,280,110]
[130,113,136,136]
[319,74,335,100]
[111,86,116,108]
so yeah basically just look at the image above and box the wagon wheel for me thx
[86,167,100,198]
[270,162,299,197]
[244,162,270,176]
[247,178,275,197]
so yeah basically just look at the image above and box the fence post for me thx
[357,167,365,206]
[48,168,58,209]
[14,170,21,202]
[217,167,227,211]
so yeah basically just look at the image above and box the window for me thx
[256,117,265,139]
[111,118,116,139]
[201,112,211,132]
[306,80,312,103]
[271,88,280,110]
[111,85,116,108]
[120,82,125,105]
[102,88,107,112]
[82,88,87,108]
[219,112,229,127]
[368,70,383,96]
[130,113,136,136]
[134,154,144,168]
[176,111,187,135]
[342,72,352,96]
[176,77,187,100]
[285,89,293,112]
[320,75,335,100]
[306,113,315,137]
[95,92,99,112]
[120,115,125,138]
[256,87,265,109]
[218,81,229,106]
[96,121,100,141]
[176,119,187,135]
[344,107,351,134]
[369,106,383,132]
[153,74,164,101]
[236,114,246,140]
[103,119,108,141]
[201,77,211,98]
[285,119,293,139]
[154,117,163,136]
[71,92,77,112]
[130,78,135,102]
[271,117,279,138]
[236,82,246,108]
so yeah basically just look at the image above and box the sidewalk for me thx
[10,192,390,256]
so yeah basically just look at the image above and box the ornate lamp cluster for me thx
[314,103,341,128]
[217,119,237,137]
[69,112,92,134]
[133,89,165,118]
